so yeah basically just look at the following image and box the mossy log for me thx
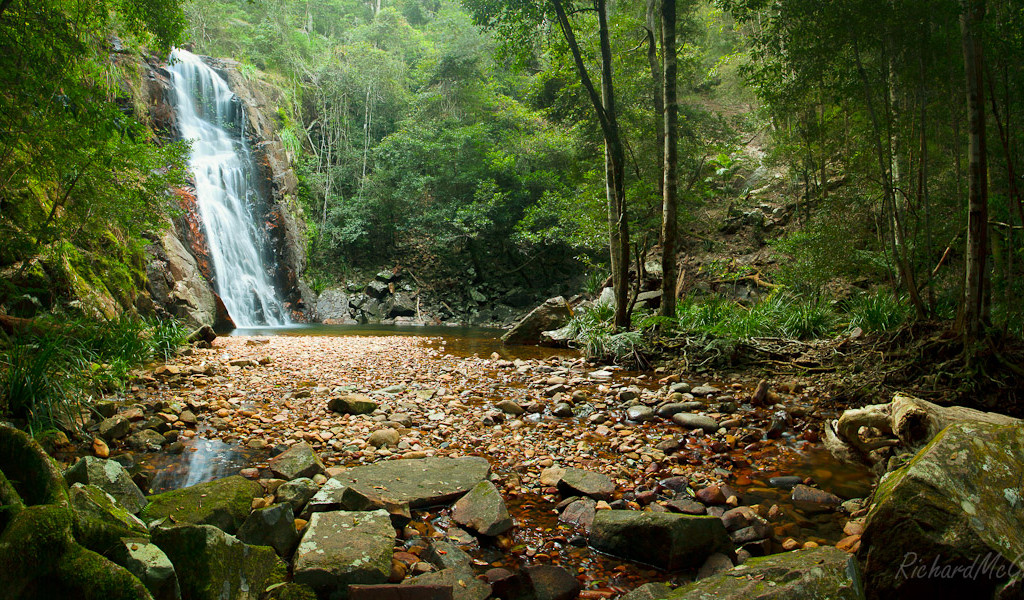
[823,392,1020,465]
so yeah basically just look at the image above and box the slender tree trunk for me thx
[659,0,678,318]
[959,0,989,342]
[645,0,664,201]
[551,0,630,328]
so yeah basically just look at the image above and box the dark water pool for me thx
[231,324,580,361]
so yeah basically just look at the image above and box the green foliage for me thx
[0,316,189,430]
[0,333,82,432]
[844,291,910,333]
[563,303,646,365]
[672,290,838,340]
[0,0,189,312]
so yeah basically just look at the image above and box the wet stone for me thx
[64,456,147,514]
[671,413,720,433]
[276,477,319,513]
[332,457,490,508]
[293,510,395,594]
[524,565,581,600]
[626,405,655,422]
[451,481,512,537]
[113,537,181,600]
[790,484,841,513]
[151,524,285,600]
[696,552,734,580]
[268,442,326,481]
[557,467,615,501]
[590,511,733,570]
[237,503,300,557]
[98,415,130,440]
[128,429,166,451]
[551,403,574,417]
[329,394,378,415]
[558,497,597,532]
[769,476,803,490]
[665,497,707,515]
[495,400,524,415]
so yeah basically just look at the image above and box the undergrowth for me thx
[0,315,190,433]
[564,289,909,363]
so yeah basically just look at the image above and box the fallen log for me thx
[823,392,1020,465]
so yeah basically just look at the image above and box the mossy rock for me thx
[0,504,76,582]
[139,475,261,534]
[0,504,149,599]
[860,422,1024,599]
[54,544,154,600]
[70,483,149,557]
[0,468,26,531]
[664,547,864,599]
[151,524,286,600]
[0,424,69,507]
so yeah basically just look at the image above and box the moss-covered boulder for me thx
[0,424,68,507]
[589,511,733,570]
[65,456,148,514]
[663,547,863,599]
[70,483,149,556]
[151,524,286,600]
[452,480,513,536]
[139,475,261,534]
[859,422,1024,599]
[112,537,181,600]
[0,504,151,600]
[54,544,154,600]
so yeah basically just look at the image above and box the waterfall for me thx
[167,49,290,327]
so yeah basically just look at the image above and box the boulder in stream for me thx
[589,511,732,570]
[501,296,572,345]
[330,456,490,508]
[452,481,513,536]
[859,422,1024,599]
[293,509,395,594]
[152,524,286,600]
[664,546,863,599]
[268,442,326,481]
[69,483,149,555]
[112,537,181,600]
[140,475,262,534]
[237,503,300,558]
[64,455,147,514]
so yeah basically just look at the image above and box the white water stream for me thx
[168,49,289,327]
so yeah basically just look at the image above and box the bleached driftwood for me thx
[824,392,1020,465]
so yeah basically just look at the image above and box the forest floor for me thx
[112,331,874,593]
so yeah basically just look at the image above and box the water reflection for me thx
[231,324,580,361]
[144,438,258,493]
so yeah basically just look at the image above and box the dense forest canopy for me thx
[1,0,1022,343]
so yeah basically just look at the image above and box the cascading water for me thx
[168,48,289,327]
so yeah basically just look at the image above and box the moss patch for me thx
[139,475,261,534]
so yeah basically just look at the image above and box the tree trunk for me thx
[645,0,664,201]
[659,0,678,318]
[597,0,630,329]
[550,0,629,329]
[959,0,989,343]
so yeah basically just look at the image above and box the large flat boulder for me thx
[590,511,732,570]
[859,422,1024,599]
[501,296,572,345]
[293,510,395,594]
[152,524,286,600]
[139,476,262,534]
[331,457,490,508]
[665,547,863,599]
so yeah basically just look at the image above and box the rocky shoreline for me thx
[2,333,1020,599]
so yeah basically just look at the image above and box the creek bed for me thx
[122,326,873,594]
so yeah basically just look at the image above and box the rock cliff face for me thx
[136,52,310,328]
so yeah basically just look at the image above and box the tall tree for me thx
[466,0,632,328]
[659,0,678,318]
[959,0,989,342]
